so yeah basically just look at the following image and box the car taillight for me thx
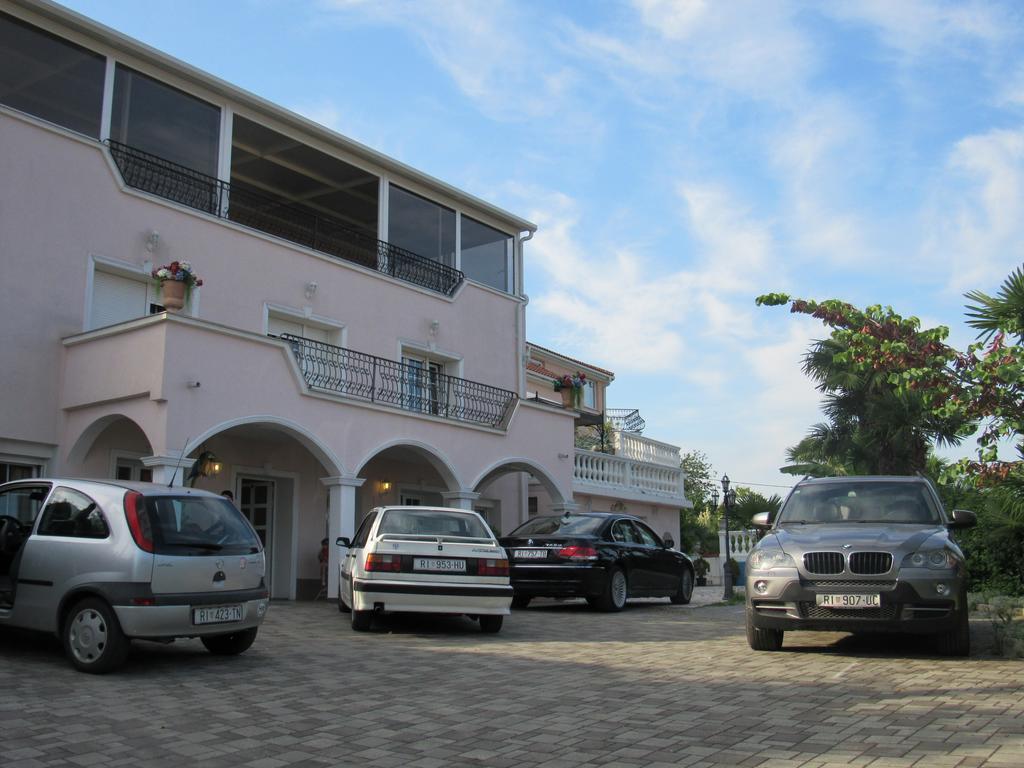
[478,558,509,576]
[123,491,154,553]
[365,553,402,572]
[558,545,598,561]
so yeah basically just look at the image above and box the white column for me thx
[440,490,480,510]
[321,475,365,597]
[141,454,194,486]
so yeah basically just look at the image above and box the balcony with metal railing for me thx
[280,334,518,430]
[106,141,464,296]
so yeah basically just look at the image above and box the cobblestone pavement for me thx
[1,588,1022,768]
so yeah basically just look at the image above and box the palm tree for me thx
[787,335,970,475]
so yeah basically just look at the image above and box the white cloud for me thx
[825,0,1010,58]
[318,0,579,121]
[923,127,1024,291]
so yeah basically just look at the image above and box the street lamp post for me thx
[721,474,735,600]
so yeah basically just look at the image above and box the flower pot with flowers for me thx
[152,260,203,312]
[553,371,586,409]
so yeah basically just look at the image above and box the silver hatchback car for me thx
[745,476,976,656]
[0,478,269,672]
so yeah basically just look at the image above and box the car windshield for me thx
[777,482,941,525]
[508,515,605,537]
[146,496,261,555]
[378,509,492,539]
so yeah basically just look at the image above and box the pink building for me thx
[0,0,689,601]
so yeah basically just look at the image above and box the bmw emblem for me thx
[842,544,852,550]
[528,539,534,546]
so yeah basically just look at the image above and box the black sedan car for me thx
[499,513,694,610]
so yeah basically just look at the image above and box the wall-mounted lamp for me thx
[379,479,392,493]
[305,281,318,300]
[145,230,160,253]
[429,320,440,337]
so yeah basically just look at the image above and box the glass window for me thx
[351,511,378,548]
[388,185,456,266]
[38,487,108,539]
[0,484,49,527]
[144,495,261,555]
[1,461,40,483]
[779,482,941,525]
[634,522,660,547]
[583,381,597,409]
[461,215,513,293]
[0,12,104,137]
[110,65,220,175]
[378,509,491,539]
[509,515,605,537]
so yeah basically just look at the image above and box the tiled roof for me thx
[526,342,615,378]
[526,360,562,379]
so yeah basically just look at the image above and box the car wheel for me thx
[745,605,783,651]
[596,567,628,612]
[337,582,351,613]
[936,606,970,657]
[479,615,503,633]
[511,595,531,610]
[351,608,373,631]
[670,569,694,605]
[201,627,258,656]
[63,597,130,674]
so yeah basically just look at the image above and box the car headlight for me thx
[748,549,796,571]
[901,549,960,570]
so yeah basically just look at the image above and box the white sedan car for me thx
[336,506,512,632]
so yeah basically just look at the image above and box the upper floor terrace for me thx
[0,1,534,299]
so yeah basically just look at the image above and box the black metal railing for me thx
[106,141,465,296]
[606,408,645,434]
[280,334,518,429]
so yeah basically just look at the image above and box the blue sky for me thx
[61,0,1024,493]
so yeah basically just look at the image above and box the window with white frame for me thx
[583,380,597,409]
[0,11,105,138]
[0,461,41,483]
[267,314,335,344]
[401,351,447,416]
[90,268,163,330]
[461,215,513,293]
[110,64,220,175]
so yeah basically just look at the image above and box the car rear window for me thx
[378,509,492,539]
[509,515,605,536]
[145,495,261,555]
[778,482,941,525]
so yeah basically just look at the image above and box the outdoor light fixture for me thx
[145,230,160,253]
[380,479,392,492]
[429,319,440,337]
[305,281,318,300]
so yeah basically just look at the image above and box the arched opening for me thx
[183,418,343,601]
[354,440,460,528]
[66,414,154,481]
[472,458,571,537]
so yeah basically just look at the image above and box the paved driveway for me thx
[1,589,1021,768]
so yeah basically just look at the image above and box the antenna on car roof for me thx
[167,437,191,488]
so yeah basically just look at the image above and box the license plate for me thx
[816,593,881,609]
[414,558,466,572]
[515,549,548,559]
[193,604,243,625]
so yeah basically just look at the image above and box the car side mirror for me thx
[336,536,352,548]
[751,512,772,529]
[662,533,675,549]
[947,509,977,530]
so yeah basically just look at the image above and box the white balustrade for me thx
[573,449,685,500]
[610,431,681,467]
[718,527,759,560]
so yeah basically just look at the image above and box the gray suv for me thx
[745,476,975,656]
[0,479,269,672]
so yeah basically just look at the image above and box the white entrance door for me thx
[240,478,275,592]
